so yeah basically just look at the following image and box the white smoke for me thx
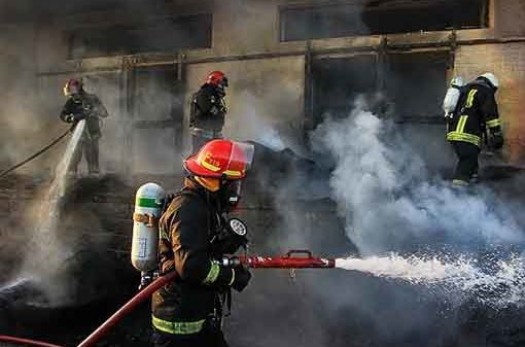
[224,91,286,151]
[311,98,524,255]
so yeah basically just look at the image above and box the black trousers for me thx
[451,141,480,182]
[152,326,229,347]
[71,138,100,174]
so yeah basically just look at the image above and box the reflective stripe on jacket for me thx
[152,315,205,335]
[446,80,500,148]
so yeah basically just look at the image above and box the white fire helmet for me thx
[479,73,499,89]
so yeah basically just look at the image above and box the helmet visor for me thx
[232,141,254,170]
[217,140,254,179]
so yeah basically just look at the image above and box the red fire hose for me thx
[0,335,63,347]
[75,250,333,346]
[0,271,178,347]
[0,250,334,347]
[76,270,178,347]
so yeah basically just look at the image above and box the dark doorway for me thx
[310,51,449,127]
[131,65,184,175]
[311,55,377,127]
[383,51,452,172]
[309,50,453,172]
[385,51,449,122]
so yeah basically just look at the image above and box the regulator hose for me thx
[0,128,71,180]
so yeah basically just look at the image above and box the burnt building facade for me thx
[1,0,524,177]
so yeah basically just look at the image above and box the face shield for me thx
[226,141,254,173]
[220,76,229,88]
[216,76,229,97]
[217,141,254,211]
[225,179,242,204]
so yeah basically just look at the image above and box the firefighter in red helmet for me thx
[152,139,254,347]
[60,78,109,176]
[189,71,229,153]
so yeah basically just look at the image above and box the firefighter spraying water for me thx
[60,78,109,176]
[128,139,342,347]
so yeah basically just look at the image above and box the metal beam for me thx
[36,35,525,77]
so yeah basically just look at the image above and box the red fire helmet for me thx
[206,71,228,87]
[63,78,83,96]
[184,139,254,180]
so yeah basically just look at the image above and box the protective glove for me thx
[65,113,85,123]
[65,114,75,123]
[230,265,251,292]
[490,131,504,150]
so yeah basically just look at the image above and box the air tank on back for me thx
[443,76,465,119]
[131,183,165,273]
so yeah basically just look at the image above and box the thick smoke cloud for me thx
[311,98,525,255]
[225,92,286,151]
[0,25,52,173]
[228,95,524,346]
[268,99,525,347]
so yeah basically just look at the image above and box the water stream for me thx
[336,252,525,308]
[0,121,86,304]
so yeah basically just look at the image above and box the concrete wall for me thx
[211,0,280,56]
[494,0,525,37]
[182,0,307,153]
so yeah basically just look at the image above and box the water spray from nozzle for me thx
[334,254,474,282]
[334,253,525,309]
